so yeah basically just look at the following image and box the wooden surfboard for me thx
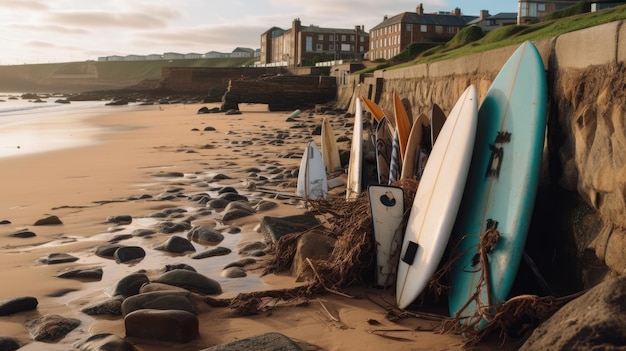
[361,96,384,122]
[375,117,393,185]
[296,141,328,199]
[396,85,478,309]
[346,97,364,200]
[447,41,548,328]
[430,103,446,147]
[321,117,342,172]
[400,113,430,180]
[393,92,411,163]
[369,185,405,287]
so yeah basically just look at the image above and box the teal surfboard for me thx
[448,41,547,328]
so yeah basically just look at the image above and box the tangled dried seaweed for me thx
[227,177,580,345]
[440,291,585,345]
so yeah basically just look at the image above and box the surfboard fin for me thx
[401,241,419,265]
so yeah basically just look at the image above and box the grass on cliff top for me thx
[385,3,626,71]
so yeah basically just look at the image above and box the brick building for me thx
[259,19,369,67]
[517,0,579,24]
[368,4,477,61]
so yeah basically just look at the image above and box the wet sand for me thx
[0,103,512,350]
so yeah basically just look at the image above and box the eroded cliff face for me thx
[550,63,626,282]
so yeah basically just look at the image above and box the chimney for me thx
[453,7,461,16]
[480,10,489,20]
[416,3,424,15]
[384,15,388,20]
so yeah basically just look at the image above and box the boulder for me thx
[155,269,221,294]
[520,275,626,350]
[124,309,199,343]
[74,333,136,351]
[121,291,196,316]
[0,296,38,316]
[26,314,80,342]
[200,332,303,351]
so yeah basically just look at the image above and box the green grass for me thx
[383,3,626,70]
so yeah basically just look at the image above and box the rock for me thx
[200,332,303,351]
[121,291,196,316]
[219,192,248,202]
[109,273,149,298]
[218,186,238,194]
[221,267,247,278]
[221,208,254,222]
[206,199,230,209]
[106,215,132,225]
[238,241,267,255]
[80,296,124,316]
[9,230,36,238]
[155,269,221,294]
[520,275,626,351]
[0,296,38,316]
[0,219,11,225]
[162,263,197,272]
[255,200,278,211]
[259,213,320,245]
[191,246,232,259]
[0,337,19,351]
[139,283,189,294]
[224,258,256,269]
[74,333,136,351]
[157,221,192,233]
[197,106,210,114]
[33,215,63,225]
[26,314,80,342]
[56,266,103,281]
[292,231,336,280]
[39,253,79,265]
[154,236,196,253]
[95,244,126,258]
[187,226,224,245]
[114,246,146,263]
[132,228,156,237]
[124,309,199,343]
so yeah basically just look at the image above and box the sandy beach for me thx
[0,102,514,350]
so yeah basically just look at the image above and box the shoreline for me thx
[0,103,510,350]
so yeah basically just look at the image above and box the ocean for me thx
[0,94,122,159]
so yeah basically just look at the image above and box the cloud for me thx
[45,11,169,29]
[12,24,89,35]
[0,0,48,11]
[135,23,265,52]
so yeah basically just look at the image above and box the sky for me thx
[0,0,518,65]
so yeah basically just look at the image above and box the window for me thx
[330,34,334,41]
[538,4,546,12]
[305,36,313,52]
[360,36,364,42]
[350,35,355,41]
[341,35,346,41]
[435,26,443,33]
[449,26,456,33]
[318,34,324,40]
[421,24,427,32]
[406,23,412,31]
[316,44,323,51]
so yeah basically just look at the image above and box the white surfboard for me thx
[296,141,328,199]
[369,185,404,287]
[346,97,363,200]
[396,85,478,309]
[321,117,342,172]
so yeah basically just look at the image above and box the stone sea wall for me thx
[336,20,626,290]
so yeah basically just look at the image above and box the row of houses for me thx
[97,1,619,66]
[260,1,589,65]
[97,47,260,62]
